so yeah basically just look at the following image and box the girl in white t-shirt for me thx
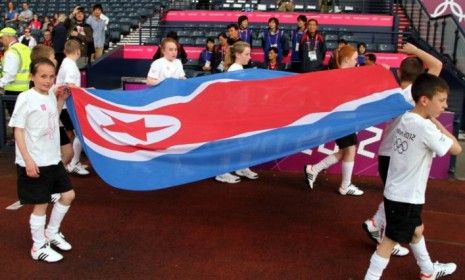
[215,41,259,184]
[9,58,75,263]
[146,38,186,86]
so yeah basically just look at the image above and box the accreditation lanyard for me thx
[267,30,280,48]
[306,35,319,61]
[240,29,249,42]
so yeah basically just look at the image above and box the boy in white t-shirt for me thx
[57,39,90,176]
[146,37,185,86]
[364,73,462,280]
[9,58,75,262]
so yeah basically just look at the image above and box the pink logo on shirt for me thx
[40,104,47,111]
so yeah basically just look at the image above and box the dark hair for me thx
[357,42,367,50]
[206,37,215,44]
[411,73,449,103]
[75,6,85,13]
[238,15,248,25]
[268,46,278,54]
[337,39,348,45]
[227,23,239,30]
[30,57,55,75]
[399,56,425,82]
[92,3,103,12]
[166,31,179,41]
[268,17,279,26]
[297,15,307,23]
[218,32,227,39]
[365,53,377,63]
[308,18,318,25]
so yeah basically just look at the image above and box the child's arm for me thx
[146,76,160,86]
[430,117,462,156]
[55,86,72,114]
[14,128,40,177]
[398,43,443,76]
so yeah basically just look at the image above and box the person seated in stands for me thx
[357,42,367,66]
[18,2,33,28]
[152,31,188,64]
[18,27,37,49]
[29,14,41,30]
[328,38,347,69]
[4,2,18,27]
[212,32,229,73]
[238,15,252,45]
[261,17,289,64]
[227,23,241,46]
[365,53,377,66]
[42,30,53,47]
[277,0,294,12]
[262,47,285,71]
[198,37,216,73]
[146,37,186,86]
[300,19,326,72]
[290,15,307,73]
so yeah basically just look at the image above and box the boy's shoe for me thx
[392,243,409,256]
[420,262,457,279]
[304,165,318,189]
[235,168,258,179]
[77,162,89,169]
[31,243,63,262]
[47,232,72,251]
[339,184,364,196]
[215,173,241,184]
[362,219,382,244]
[66,163,90,176]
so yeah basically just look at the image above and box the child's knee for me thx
[60,190,75,204]
[412,224,424,242]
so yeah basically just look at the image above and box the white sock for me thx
[410,237,434,275]
[70,136,82,167]
[46,201,70,237]
[30,214,46,250]
[341,161,354,188]
[373,202,386,231]
[313,154,338,174]
[365,252,389,280]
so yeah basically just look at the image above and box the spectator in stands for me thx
[198,37,216,73]
[300,19,326,72]
[357,42,367,66]
[100,13,109,31]
[277,0,295,12]
[69,6,94,66]
[212,32,229,73]
[328,38,347,69]
[319,0,330,13]
[305,44,364,196]
[152,31,188,64]
[4,2,18,27]
[86,4,106,61]
[365,53,376,65]
[238,15,252,45]
[290,15,307,73]
[18,28,37,49]
[41,16,51,32]
[52,14,68,68]
[146,37,186,86]
[262,47,285,70]
[227,23,241,45]
[29,14,42,30]
[18,2,33,29]
[261,17,289,64]
[42,30,53,47]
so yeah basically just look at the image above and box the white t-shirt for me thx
[378,85,414,156]
[56,57,80,109]
[384,112,453,204]
[147,57,185,83]
[228,63,243,72]
[9,88,61,167]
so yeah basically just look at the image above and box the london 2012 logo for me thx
[428,0,465,22]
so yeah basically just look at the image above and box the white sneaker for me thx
[339,184,364,196]
[50,193,61,203]
[215,173,241,184]
[47,232,72,251]
[235,168,258,179]
[392,243,409,256]
[362,219,382,244]
[304,165,318,189]
[31,243,63,262]
[76,162,89,170]
[420,261,457,279]
[66,163,90,176]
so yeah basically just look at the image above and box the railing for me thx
[402,0,465,78]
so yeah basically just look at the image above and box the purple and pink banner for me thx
[421,0,465,30]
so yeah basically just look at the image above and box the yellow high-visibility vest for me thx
[2,42,31,92]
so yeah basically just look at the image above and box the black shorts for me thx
[378,155,390,186]
[384,197,423,244]
[59,127,71,146]
[17,162,73,204]
[60,109,74,131]
[335,133,358,149]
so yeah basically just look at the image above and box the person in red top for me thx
[29,14,42,30]
[262,47,285,70]
[42,30,52,47]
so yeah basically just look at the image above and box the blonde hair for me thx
[225,41,250,70]
[31,44,54,62]
[64,39,81,55]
